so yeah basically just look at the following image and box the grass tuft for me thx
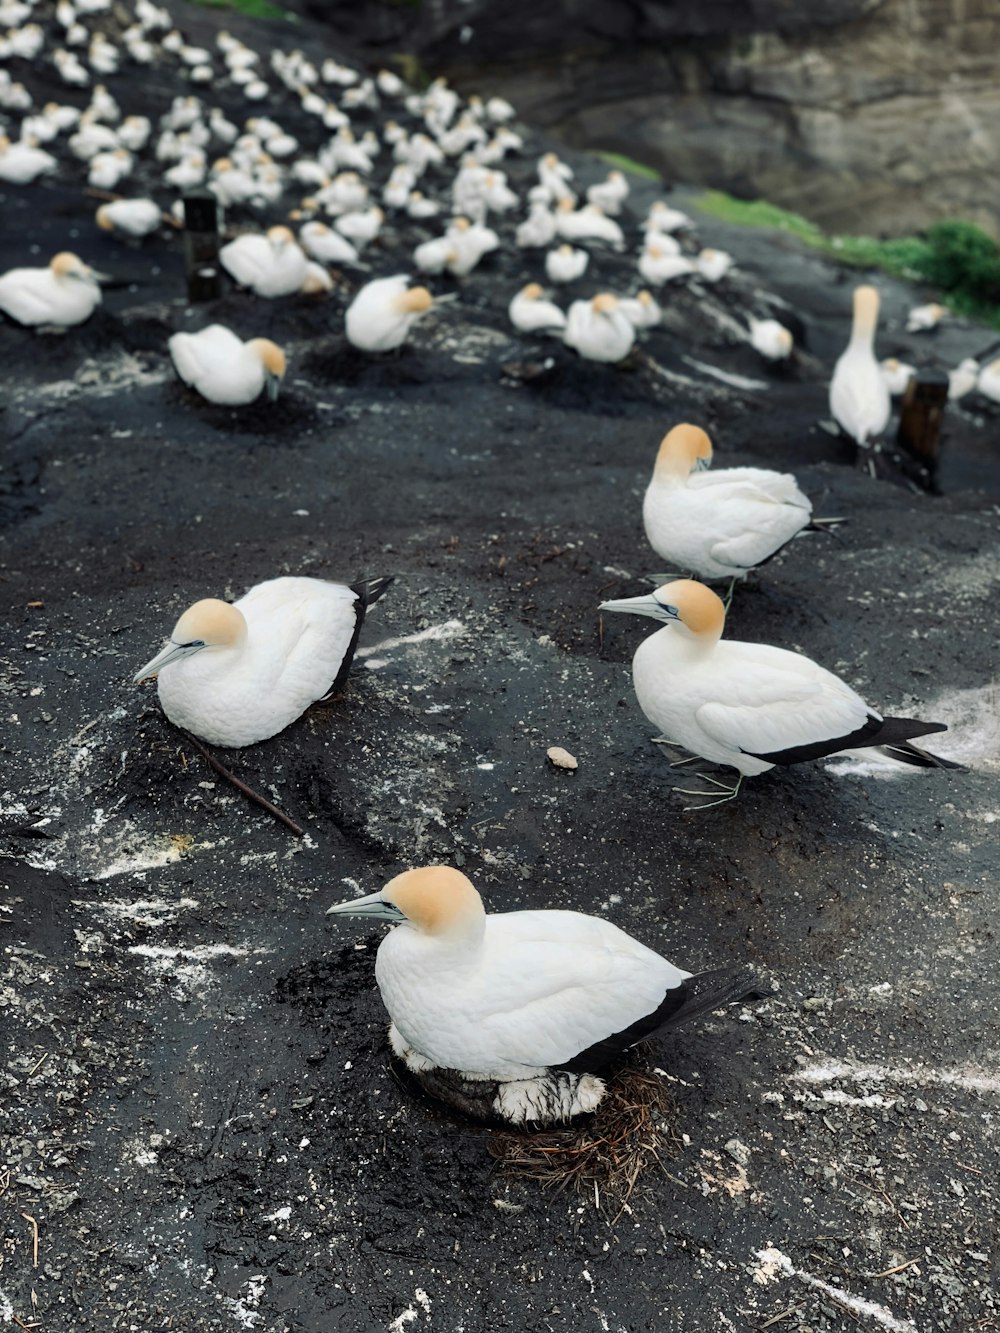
[184,0,292,21]
[597,151,662,183]
[695,190,1000,329]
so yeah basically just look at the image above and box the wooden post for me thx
[896,369,949,475]
[182,189,222,302]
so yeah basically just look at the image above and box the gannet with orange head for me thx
[563,292,635,363]
[327,865,757,1124]
[133,575,393,747]
[643,423,828,587]
[600,579,962,807]
[829,285,891,446]
[0,251,108,328]
[169,324,287,405]
[219,225,310,298]
[345,274,434,352]
[508,282,566,335]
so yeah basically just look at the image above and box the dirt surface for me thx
[1,5,999,1331]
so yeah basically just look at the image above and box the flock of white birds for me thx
[0,0,974,1125]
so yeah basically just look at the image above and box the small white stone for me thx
[546,745,578,771]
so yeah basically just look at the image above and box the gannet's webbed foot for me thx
[388,1023,434,1073]
[674,772,744,811]
[722,576,738,611]
[652,736,702,767]
[493,1071,606,1125]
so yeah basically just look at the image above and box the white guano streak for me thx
[755,1248,916,1333]
[791,1058,1000,1095]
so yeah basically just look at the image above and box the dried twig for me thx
[759,1305,804,1329]
[868,1258,920,1279]
[180,731,304,837]
[21,1212,38,1267]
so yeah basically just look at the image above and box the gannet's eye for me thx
[654,599,679,618]
[381,899,405,918]
[175,639,205,649]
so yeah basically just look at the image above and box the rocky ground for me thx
[1,5,999,1331]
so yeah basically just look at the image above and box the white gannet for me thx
[134,575,393,748]
[619,290,661,329]
[515,202,556,249]
[829,285,891,445]
[508,283,566,335]
[694,248,733,283]
[334,206,384,249]
[327,865,757,1124]
[96,197,162,240]
[749,317,793,361]
[169,325,286,405]
[88,147,133,190]
[0,252,106,328]
[545,243,588,283]
[977,358,1000,403]
[948,357,979,401]
[586,169,629,215]
[563,293,635,363]
[644,201,692,234]
[345,275,434,352]
[0,134,57,183]
[906,302,946,333]
[880,357,916,396]
[555,200,625,249]
[600,579,961,806]
[638,237,691,287]
[642,424,823,584]
[443,216,500,277]
[220,226,309,298]
[299,221,359,265]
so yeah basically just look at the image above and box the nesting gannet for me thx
[642,424,825,584]
[545,243,588,284]
[96,198,162,240]
[749,317,793,361]
[515,202,556,249]
[829,284,891,447]
[327,865,757,1124]
[645,202,692,234]
[880,357,916,396]
[638,238,692,287]
[948,357,979,401]
[134,575,393,748]
[0,252,105,328]
[977,358,1000,403]
[619,290,661,329]
[345,275,434,352]
[334,206,384,249]
[169,325,286,405]
[564,293,635,363]
[299,221,358,266]
[555,201,625,249]
[600,579,960,806]
[695,248,733,283]
[586,169,629,215]
[220,226,309,298]
[906,302,946,333]
[0,134,56,183]
[508,283,566,335]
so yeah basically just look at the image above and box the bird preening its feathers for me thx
[327,865,760,1125]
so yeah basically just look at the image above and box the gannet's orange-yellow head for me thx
[557,198,575,213]
[326,865,486,942]
[521,282,543,300]
[852,284,880,334]
[247,338,287,387]
[654,422,713,479]
[133,598,247,683]
[592,293,618,314]
[266,224,295,247]
[95,204,115,231]
[394,285,433,315]
[50,252,96,282]
[599,578,725,642]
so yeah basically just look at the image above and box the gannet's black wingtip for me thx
[350,574,395,607]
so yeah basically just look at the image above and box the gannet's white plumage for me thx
[0,134,57,183]
[345,275,434,352]
[169,325,286,405]
[327,866,756,1124]
[545,243,588,284]
[976,358,1000,403]
[508,283,566,335]
[219,225,309,298]
[749,317,793,361]
[643,424,815,581]
[906,302,946,333]
[600,579,960,802]
[134,575,393,748]
[563,293,635,363]
[0,251,105,327]
[948,357,979,401]
[880,357,916,396]
[829,285,891,445]
[95,197,162,239]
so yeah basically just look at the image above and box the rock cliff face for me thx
[312,0,1000,238]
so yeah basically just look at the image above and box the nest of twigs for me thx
[487,1067,680,1209]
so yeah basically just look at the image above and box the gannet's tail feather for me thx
[324,575,395,698]
[560,967,761,1074]
[350,575,395,607]
[877,738,966,771]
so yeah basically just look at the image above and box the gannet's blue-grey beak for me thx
[599,593,680,623]
[265,371,282,403]
[133,639,206,684]
[695,456,711,471]
[327,890,405,921]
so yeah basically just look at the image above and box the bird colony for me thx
[0,0,970,1129]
